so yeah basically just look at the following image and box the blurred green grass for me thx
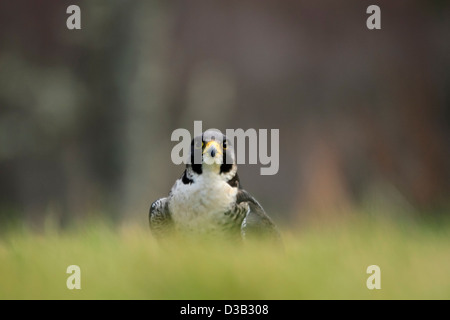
[0,216,450,300]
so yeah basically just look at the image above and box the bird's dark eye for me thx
[222,141,228,149]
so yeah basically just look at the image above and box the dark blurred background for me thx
[0,0,449,228]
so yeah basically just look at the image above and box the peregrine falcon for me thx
[149,130,280,242]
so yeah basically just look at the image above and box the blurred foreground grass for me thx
[0,216,449,299]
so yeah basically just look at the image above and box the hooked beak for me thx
[203,141,223,159]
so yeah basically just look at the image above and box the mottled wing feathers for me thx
[236,189,281,242]
[149,197,173,238]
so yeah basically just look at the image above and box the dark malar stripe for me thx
[181,170,193,184]
[220,163,233,174]
[192,163,202,174]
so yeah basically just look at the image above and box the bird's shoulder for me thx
[149,197,173,238]
[235,187,281,242]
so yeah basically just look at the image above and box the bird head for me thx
[187,130,237,180]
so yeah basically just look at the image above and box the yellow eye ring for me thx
[222,141,228,150]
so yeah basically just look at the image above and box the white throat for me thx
[168,164,238,234]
